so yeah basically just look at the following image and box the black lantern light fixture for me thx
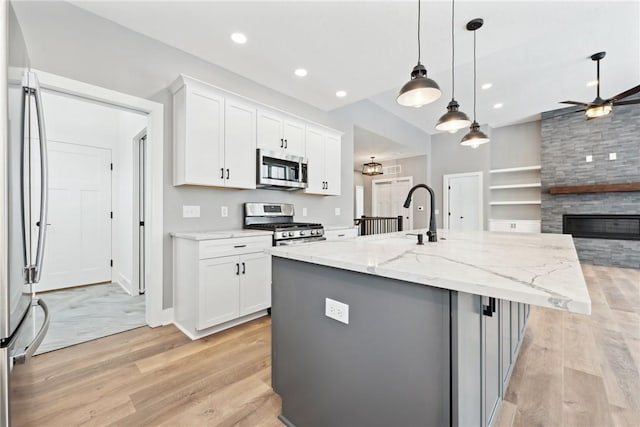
[396,0,442,108]
[362,157,383,176]
[460,18,490,148]
[435,0,471,133]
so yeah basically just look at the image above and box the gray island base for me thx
[272,257,529,427]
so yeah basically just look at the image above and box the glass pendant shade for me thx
[436,99,472,132]
[585,103,612,118]
[362,157,383,176]
[460,121,490,148]
[397,64,442,108]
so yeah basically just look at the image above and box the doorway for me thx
[372,176,414,230]
[443,172,483,231]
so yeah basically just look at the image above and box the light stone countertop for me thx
[171,229,273,241]
[270,229,591,314]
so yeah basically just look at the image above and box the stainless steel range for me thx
[244,203,325,246]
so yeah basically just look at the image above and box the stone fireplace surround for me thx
[541,104,640,269]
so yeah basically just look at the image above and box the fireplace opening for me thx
[563,214,640,241]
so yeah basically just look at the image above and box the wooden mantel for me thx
[548,182,640,194]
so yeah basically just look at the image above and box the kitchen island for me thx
[270,229,590,427]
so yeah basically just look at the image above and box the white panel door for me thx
[257,110,284,152]
[304,127,325,194]
[283,119,305,157]
[447,175,481,231]
[35,142,112,292]
[239,252,271,316]
[198,255,240,330]
[372,177,413,230]
[224,99,257,189]
[323,132,342,196]
[186,89,224,185]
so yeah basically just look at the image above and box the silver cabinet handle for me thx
[14,298,50,364]
[24,72,49,284]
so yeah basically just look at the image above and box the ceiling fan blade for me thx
[612,99,640,106]
[554,108,586,118]
[560,101,589,106]
[606,84,640,102]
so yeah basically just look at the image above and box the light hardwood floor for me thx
[13,265,639,426]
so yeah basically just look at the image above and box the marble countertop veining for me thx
[270,229,591,314]
[171,229,273,241]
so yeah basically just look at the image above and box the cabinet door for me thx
[518,303,526,336]
[283,119,306,157]
[304,127,326,194]
[257,110,284,152]
[239,252,271,316]
[185,89,225,186]
[483,297,501,427]
[198,256,240,330]
[323,132,342,196]
[513,221,541,233]
[510,301,519,357]
[489,220,513,232]
[225,99,257,189]
[500,299,512,388]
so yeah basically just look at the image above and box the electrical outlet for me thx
[609,152,617,160]
[335,207,341,216]
[325,298,349,324]
[302,207,308,217]
[586,155,593,163]
[182,205,200,218]
[221,206,228,217]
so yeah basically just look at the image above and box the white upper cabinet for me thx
[174,86,225,186]
[257,110,306,157]
[305,127,342,196]
[225,98,257,189]
[171,75,340,191]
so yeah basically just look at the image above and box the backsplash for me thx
[541,103,640,268]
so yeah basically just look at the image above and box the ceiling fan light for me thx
[436,99,472,132]
[585,104,612,118]
[362,157,384,176]
[397,64,442,107]
[460,121,490,147]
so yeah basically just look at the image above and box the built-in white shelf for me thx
[490,200,542,206]
[489,183,542,190]
[489,165,541,174]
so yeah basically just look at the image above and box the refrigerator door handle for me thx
[13,298,50,365]
[29,72,49,284]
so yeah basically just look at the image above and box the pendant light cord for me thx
[473,29,477,120]
[451,0,455,97]
[417,0,421,64]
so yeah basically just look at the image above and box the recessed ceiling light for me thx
[586,80,598,87]
[294,68,308,77]
[336,90,347,98]
[230,32,247,44]
[493,103,503,109]
[481,83,492,90]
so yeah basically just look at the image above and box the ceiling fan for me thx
[560,51,640,119]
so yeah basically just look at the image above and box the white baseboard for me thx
[173,310,268,340]
[162,308,174,326]
[115,273,133,296]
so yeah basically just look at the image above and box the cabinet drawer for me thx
[198,236,272,259]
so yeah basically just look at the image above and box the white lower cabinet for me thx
[489,219,541,233]
[173,234,272,339]
[324,227,358,240]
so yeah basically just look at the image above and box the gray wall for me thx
[541,104,640,268]
[13,1,433,308]
[430,121,542,229]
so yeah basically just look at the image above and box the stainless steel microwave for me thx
[256,149,308,190]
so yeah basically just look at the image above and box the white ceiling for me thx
[353,126,428,168]
[70,1,640,133]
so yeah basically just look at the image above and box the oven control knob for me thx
[287,232,294,237]
[300,231,306,236]
[310,230,316,235]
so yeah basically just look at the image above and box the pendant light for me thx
[460,18,490,148]
[435,0,471,133]
[362,157,384,176]
[396,0,442,108]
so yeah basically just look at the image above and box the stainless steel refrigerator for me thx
[1,3,50,426]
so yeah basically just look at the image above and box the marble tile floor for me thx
[34,282,146,354]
